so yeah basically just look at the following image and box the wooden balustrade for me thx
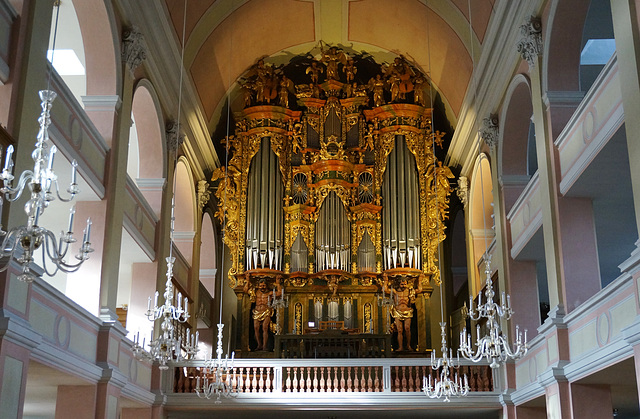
[173,362,492,394]
[275,333,391,358]
[174,365,275,393]
[282,365,383,392]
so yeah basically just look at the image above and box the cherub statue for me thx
[306,60,324,84]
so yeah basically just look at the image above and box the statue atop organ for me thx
[211,47,454,355]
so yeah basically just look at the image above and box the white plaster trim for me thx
[173,231,196,240]
[199,268,217,277]
[554,54,618,150]
[499,175,531,187]
[136,177,166,190]
[81,95,123,112]
[506,171,540,221]
[544,90,586,106]
[510,210,542,260]
[558,100,624,195]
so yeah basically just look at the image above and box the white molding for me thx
[136,177,166,189]
[506,171,540,222]
[81,95,122,112]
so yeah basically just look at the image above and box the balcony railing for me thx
[172,359,493,394]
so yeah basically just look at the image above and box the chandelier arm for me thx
[2,171,35,202]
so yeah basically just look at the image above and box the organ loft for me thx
[211,46,455,356]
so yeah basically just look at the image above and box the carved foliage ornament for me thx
[516,16,543,68]
[122,26,147,75]
[457,176,469,207]
[166,120,184,152]
[197,180,211,210]
[480,114,499,150]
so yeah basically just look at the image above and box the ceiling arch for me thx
[164,0,495,132]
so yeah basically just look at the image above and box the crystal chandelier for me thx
[132,0,198,369]
[132,252,199,369]
[459,254,527,368]
[424,322,470,402]
[195,324,238,403]
[0,89,93,283]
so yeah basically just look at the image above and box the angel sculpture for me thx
[320,45,347,80]
[305,60,324,84]
[368,74,386,107]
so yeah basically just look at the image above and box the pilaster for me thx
[610,0,640,239]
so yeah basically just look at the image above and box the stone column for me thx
[611,0,640,240]
[98,27,146,323]
[518,17,565,316]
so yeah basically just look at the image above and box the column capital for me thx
[197,179,212,210]
[516,16,543,69]
[479,113,499,150]
[165,120,184,153]
[456,176,468,207]
[122,26,147,76]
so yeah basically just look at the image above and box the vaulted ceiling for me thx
[163,0,495,134]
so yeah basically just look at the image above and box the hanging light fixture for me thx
[457,0,528,370]
[421,2,469,400]
[0,3,93,283]
[424,323,469,401]
[194,0,236,400]
[132,0,198,369]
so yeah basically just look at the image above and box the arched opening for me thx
[174,159,196,266]
[499,76,534,214]
[130,82,166,216]
[469,155,494,294]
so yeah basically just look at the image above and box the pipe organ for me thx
[211,50,454,354]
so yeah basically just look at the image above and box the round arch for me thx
[499,74,534,214]
[468,153,493,293]
[71,0,120,96]
[174,157,197,265]
[131,80,167,216]
[199,211,217,298]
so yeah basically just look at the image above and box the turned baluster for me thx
[299,367,305,392]
[251,367,258,392]
[176,368,185,393]
[245,367,251,391]
[231,367,238,392]
[401,366,407,391]
[313,367,319,392]
[353,367,360,392]
[236,367,244,392]
[407,366,414,392]
[393,366,400,392]
[346,367,353,392]
[319,367,326,392]
[374,367,380,392]
[367,366,373,392]
[258,367,264,392]
[340,367,346,392]
[333,367,339,392]
[470,366,478,391]
[306,367,312,391]
[292,367,298,392]
[414,366,421,391]
[265,368,272,392]
[285,366,292,392]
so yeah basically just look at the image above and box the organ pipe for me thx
[382,136,421,270]
[246,137,284,270]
